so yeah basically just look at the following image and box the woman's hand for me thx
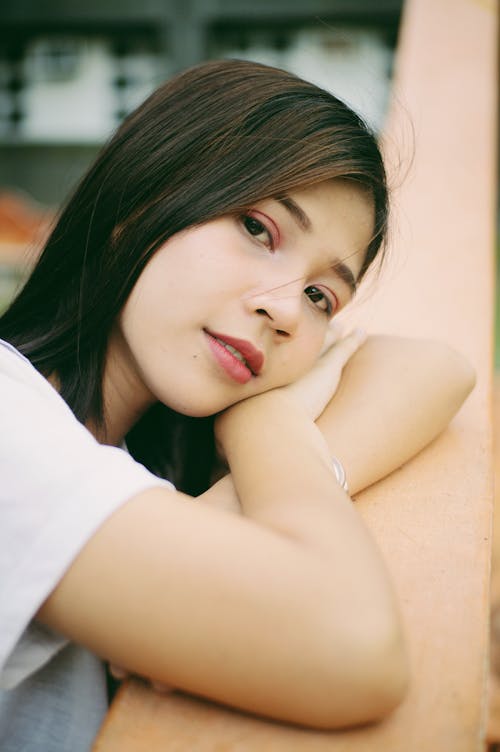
[214,327,365,457]
[276,327,366,421]
[202,331,364,515]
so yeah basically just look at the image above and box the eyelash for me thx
[304,286,337,317]
[241,212,337,318]
[241,214,274,250]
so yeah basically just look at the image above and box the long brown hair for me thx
[0,59,388,493]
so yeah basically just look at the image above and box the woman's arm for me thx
[202,334,476,512]
[317,334,476,496]
[36,334,408,731]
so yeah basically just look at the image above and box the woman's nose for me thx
[244,279,304,337]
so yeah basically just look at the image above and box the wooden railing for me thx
[93,0,498,749]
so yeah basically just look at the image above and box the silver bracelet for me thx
[332,456,349,494]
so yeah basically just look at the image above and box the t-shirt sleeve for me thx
[0,343,174,689]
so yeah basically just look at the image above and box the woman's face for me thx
[108,179,375,418]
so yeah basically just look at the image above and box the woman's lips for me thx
[204,329,264,384]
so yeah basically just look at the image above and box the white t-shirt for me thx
[0,339,173,749]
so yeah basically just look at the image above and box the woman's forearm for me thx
[215,392,407,700]
[216,390,358,548]
[316,335,476,496]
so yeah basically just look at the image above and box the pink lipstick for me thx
[204,329,264,384]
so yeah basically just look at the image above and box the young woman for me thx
[0,59,474,750]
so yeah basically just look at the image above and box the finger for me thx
[340,327,368,357]
[320,328,367,365]
[320,320,344,355]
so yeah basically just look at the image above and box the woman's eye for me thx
[242,215,273,249]
[304,285,336,316]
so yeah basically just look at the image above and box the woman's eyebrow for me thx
[332,260,357,296]
[277,196,357,296]
[277,196,312,231]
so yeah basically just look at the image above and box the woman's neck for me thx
[48,351,155,447]
[93,357,155,446]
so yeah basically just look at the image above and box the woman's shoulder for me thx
[0,338,36,378]
[0,337,171,690]
[0,338,77,423]
[0,338,57,396]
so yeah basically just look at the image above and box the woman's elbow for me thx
[438,342,476,404]
[305,619,409,730]
[349,624,410,724]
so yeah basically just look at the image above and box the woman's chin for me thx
[160,395,242,418]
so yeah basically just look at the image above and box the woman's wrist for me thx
[215,390,310,447]
[216,390,336,498]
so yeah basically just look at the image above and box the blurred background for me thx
[0,0,403,307]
